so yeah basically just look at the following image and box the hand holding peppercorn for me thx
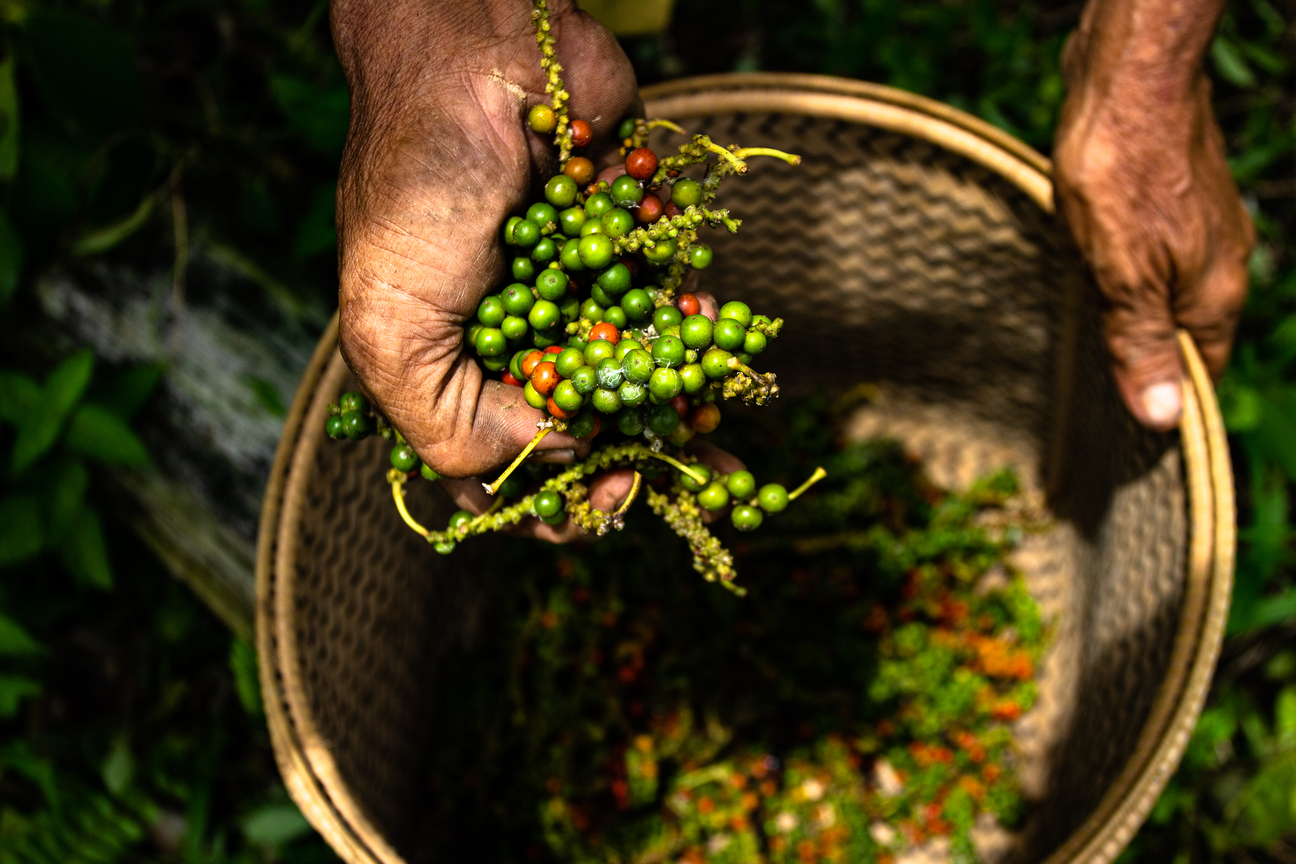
[330,0,641,533]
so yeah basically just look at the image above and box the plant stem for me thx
[788,467,828,500]
[390,477,430,538]
[485,426,552,495]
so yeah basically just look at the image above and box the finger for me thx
[1175,254,1248,381]
[694,291,720,322]
[1102,289,1184,432]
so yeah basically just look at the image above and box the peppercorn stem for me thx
[645,119,686,135]
[700,138,747,173]
[652,453,708,486]
[732,147,801,166]
[485,426,552,495]
[390,479,431,539]
[788,467,828,501]
[612,471,643,518]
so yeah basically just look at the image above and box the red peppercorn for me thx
[636,193,664,224]
[543,345,563,355]
[669,394,690,419]
[677,293,701,317]
[663,200,682,219]
[531,362,559,396]
[520,350,544,377]
[588,322,620,344]
[501,372,522,387]
[563,157,595,185]
[569,119,593,149]
[625,147,658,181]
[546,396,572,420]
[689,403,721,434]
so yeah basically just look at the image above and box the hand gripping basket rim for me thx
[255,72,1235,864]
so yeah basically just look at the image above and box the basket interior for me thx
[275,107,1188,863]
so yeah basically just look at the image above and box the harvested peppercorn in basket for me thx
[414,398,1050,864]
[321,0,820,594]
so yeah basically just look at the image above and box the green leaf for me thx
[245,376,286,417]
[59,507,112,589]
[1211,36,1257,88]
[1276,686,1296,751]
[241,802,311,846]
[42,459,87,542]
[0,53,18,181]
[22,11,142,137]
[0,613,41,656]
[90,363,164,420]
[0,370,40,425]
[1219,381,1263,432]
[100,737,132,796]
[0,741,58,809]
[229,638,263,716]
[0,675,41,716]
[269,74,349,156]
[63,404,151,467]
[11,350,94,473]
[0,495,43,565]
[0,210,21,308]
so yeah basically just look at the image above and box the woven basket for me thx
[256,74,1234,864]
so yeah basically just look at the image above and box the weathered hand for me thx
[1053,0,1253,430]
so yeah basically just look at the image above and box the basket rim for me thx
[256,72,1234,864]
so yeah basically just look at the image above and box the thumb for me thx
[1102,290,1185,432]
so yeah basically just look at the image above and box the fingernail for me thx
[1142,382,1182,426]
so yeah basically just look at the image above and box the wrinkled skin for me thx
[1053,0,1253,430]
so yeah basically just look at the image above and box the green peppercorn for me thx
[584,339,616,366]
[523,381,547,409]
[603,306,628,329]
[713,318,746,352]
[646,402,679,436]
[584,192,614,217]
[719,300,753,327]
[567,411,598,439]
[502,283,536,316]
[504,216,522,244]
[679,363,707,394]
[501,315,529,340]
[535,269,569,301]
[340,410,370,440]
[532,328,562,349]
[528,104,557,133]
[512,218,540,247]
[534,490,564,518]
[649,367,683,400]
[688,243,713,269]
[744,329,768,355]
[447,510,474,534]
[621,348,654,384]
[553,380,584,413]
[482,354,508,371]
[529,300,561,330]
[622,289,652,321]
[617,117,638,140]
[643,238,677,265]
[325,415,345,440]
[527,202,557,229]
[731,504,763,531]
[560,296,581,323]
[617,407,644,436]
[680,314,714,349]
[758,483,789,513]
[539,509,567,526]
[580,298,604,323]
[569,366,597,395]
[558,206,586,236]
[434,539,456,554]
[580,220,604,237]
[618,380,647,407]
[591,387,622,414]
[701,347,733,379]
[555,347,586,378]
[596,263,632,296]
[589,283,615,308]
[545,174,578,208]
[531,236,557,263]
[697,481,730,511]
[475,327,508,357]
[339,391,368,414]
[390,443,420,473]
[593,357,623,390]
[652,335,686,369]
[420,463,441,481]
[610,174,643,207]
[679,462,712,493]
[479,296,507,327]
[653,305,683,333]
[601,208,634,238]
[498,474,524,498]
[560,238,586,271]
[579,234,614,269]
[671,178,703,208]
[726,470,756,498]
[512,257,536,282]
[613,336,641,362]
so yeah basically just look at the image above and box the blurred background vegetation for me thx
[0,0,1292,861]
